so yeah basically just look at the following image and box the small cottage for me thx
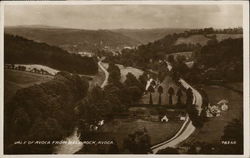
[161,115,169,122]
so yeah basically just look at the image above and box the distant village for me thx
[76,45,135,57]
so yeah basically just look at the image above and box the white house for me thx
[78,51,94,57]
[217,99,229,111]
[98,120,104,126]
[180,116,186,121]
[161,115,169,122]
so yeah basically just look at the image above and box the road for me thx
[98,60,109,88]
[151,61,203,154]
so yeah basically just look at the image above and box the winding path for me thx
[98,60,109,88]
[151,61,203,154]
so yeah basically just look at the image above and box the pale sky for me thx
[4,5,243,30]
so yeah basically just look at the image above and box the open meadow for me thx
[102,62,144,83]
[4,69,53,102]
[98,106,185,149]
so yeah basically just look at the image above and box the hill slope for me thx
[113,28,188,44]
[175,34,243,46]
[105,28,243,73]
[182,38,243,83]
[4,34,98,75]
[5,26,140,53]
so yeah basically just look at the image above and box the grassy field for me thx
[97,106,184,150]
[215,34,243,42]
[175,35,209,46]
[102,62,144,83]
[100,120,182,149]
[223,82,243,93]
[175,34,243,46]
[15,64,59,75]
[4,69,53,102]
[140,75,187,105]
[88,64,105,90]
[182,83,243,145]
[116,64,144,83]
[101,119,182,147]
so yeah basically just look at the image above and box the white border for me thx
[243,2,249,158]
[0,1,4,157]
[1,0,249,5]
[0,1,249,158]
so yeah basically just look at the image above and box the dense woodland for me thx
[5,72,89,154]
[180,38,243,83]
[4,34,98,75]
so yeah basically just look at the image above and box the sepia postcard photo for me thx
[0,1,249,157]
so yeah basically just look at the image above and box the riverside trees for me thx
[5,72,89,154]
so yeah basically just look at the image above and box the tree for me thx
[176,88,183,105]
[167,55,175,63]
[186,103,202,128]
[127,86,143,103]
[89,85,104,103]
[29,117,64,141]
[186,88,193,105]
[168,87,175,105]
[151,80,156,87]
[107,63,121,85]
[123,128,151,154]
[124,72,143,90]
[11,107,31,137]
[138,72,148,89]
[157,86,163,105]
[176,55,186,64]
[148,85,155,105]
[175,60,189,76]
